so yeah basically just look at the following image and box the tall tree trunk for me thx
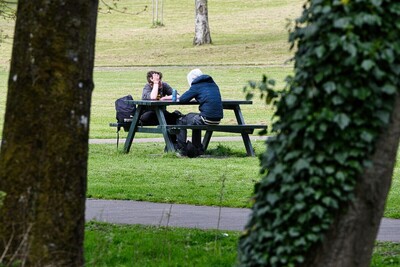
[0,0,98,265]
[193,0,212,45]
[302,94,400,267]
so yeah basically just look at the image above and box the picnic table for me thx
[111,100,266,156]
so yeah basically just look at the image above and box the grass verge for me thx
[84,222,400,267]
[88,142,265,208]
[87,143,400,218]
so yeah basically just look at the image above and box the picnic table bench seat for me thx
[109,122,266,155]
[163,124,266,134]
[109,122,266,134]
[110,99,264,156]
[109,122,131,132]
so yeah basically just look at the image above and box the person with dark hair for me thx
[175,69,223,156]
[139,71,182,125]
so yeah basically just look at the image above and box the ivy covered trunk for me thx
[303,94,400,266]
[238,0,400,266]
[193,0,212,45]
[0,0,98,265]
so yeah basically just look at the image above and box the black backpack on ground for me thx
[115,95,136,123]
[180,141,204,158]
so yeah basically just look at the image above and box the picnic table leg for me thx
[233,105,255,156]
[191,129,202,148]
[123,106,143,153]
[202,130,213,151]
[155,107,176,152]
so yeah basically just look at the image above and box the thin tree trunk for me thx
[161,0,163,25]
[193,0,212,45]
[152,0,154,25]
[302,94,400,267]
[156,0,159,24]
[0,0,98,265]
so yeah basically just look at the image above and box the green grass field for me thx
[84,222,400,267]
[87,143,400,218]
[1,0,397,217]
[0,0,301,139]
[0,0,399,265]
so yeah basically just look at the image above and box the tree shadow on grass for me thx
[203,144,248,158]
[161,143,252,158]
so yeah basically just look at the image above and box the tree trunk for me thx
[0,0,98,265]
[302,94,400,267]
[193,0,212,45]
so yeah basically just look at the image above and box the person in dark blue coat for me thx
[175,69,223,155]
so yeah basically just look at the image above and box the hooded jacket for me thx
[179,75,223,121]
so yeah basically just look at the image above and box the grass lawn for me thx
[84,222,400,267]
[87,143,400,219]
[0,0,300,138]
[88,142,265,208]
[89,66,291,139]
[0,0,399,265]
[85,222,241,267]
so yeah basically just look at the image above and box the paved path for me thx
[86,199,400,242]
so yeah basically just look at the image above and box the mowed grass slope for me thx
[0,0,302,138]
[94,0,303,66]
[0,1,398,218]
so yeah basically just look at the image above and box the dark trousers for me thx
[140,110,180,126]
[176,113,204,148]
[140,110,181,143]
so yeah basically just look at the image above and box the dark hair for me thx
[146,71,163,83]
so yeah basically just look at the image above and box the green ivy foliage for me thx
[238,0,400,266]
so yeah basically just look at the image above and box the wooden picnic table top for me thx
[123,99,260,156]
[126,99,253,106]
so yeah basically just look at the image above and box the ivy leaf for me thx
[382,84,396,95]
[334,152,348,165]
[294,158,310,172]
[314,72,324,83]
[289,227,301,237]
[360,131,374,143]
[322,196,339,208]
[333,17,351,29]
[371,0,383,6]
[311,225,321,232]
[268,79,276,86]
[294,203,306,213]
[315,45,326,58]
[335,171,346,182]
[323,81,336,94]
[311,205,325,218]
[324,166,335,174]
[284,151,302,161]
[294,237,307,247]
[306,233,320,242]
[334,113,351,129]
[270,256,279,265]
[285,94,298,107]
[381,48,395,63]
[353,88,370,100]
[375,110,390,124]
[361,60,375,71]
[266,193,279,205]
[343,42,357,57]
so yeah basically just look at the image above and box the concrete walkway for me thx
[86,199,400,243]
